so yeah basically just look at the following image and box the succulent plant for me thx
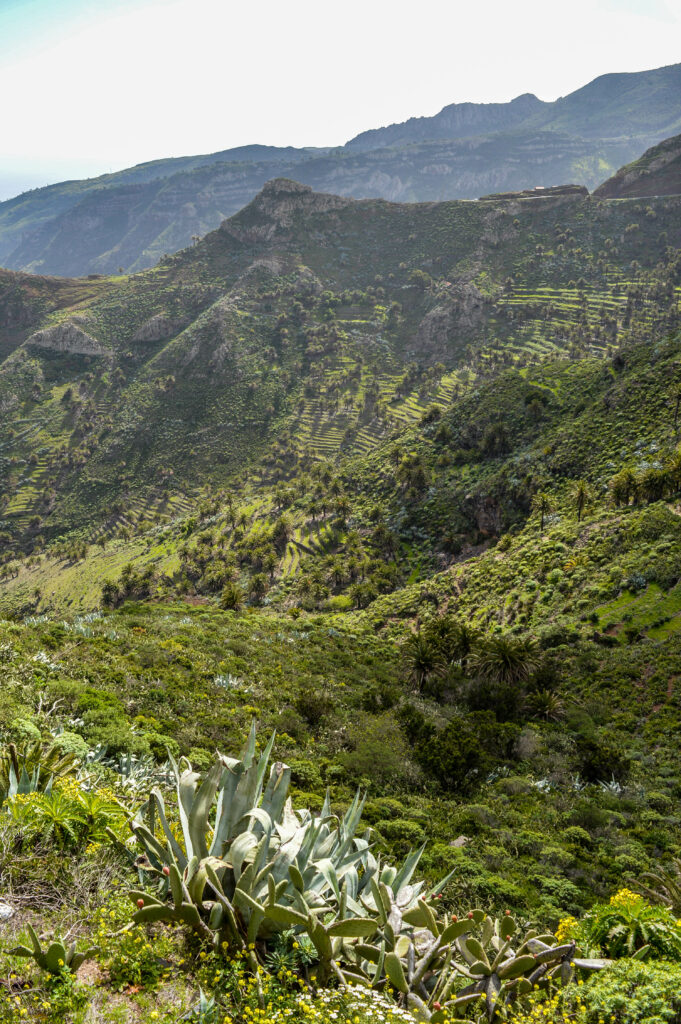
[0,740,79,807]
[8,923,98,976]
[124,726,605,1020]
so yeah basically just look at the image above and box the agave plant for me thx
[0,741,80,808]
[9,924,97,976]
[124,727,606,1019]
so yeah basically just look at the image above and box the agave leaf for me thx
[186,760,224,861]
[241,807,274,835]
[149,790,187,868]
[229,830,259,882]
[253,731,277,802]
[392,843,427,893]
[210,758,246,856]
[315,858,341,902]
[261,762,291,827]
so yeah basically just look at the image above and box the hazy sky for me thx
[0,0,679,198]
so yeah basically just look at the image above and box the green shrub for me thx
[558,958,681,1023]
[52,730,89,759]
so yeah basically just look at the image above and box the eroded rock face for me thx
[26,320,109,357]
[463,493,503,536]
[132,314,180,344]
[414,283,486,358]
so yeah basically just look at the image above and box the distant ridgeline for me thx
[0,62,680,276]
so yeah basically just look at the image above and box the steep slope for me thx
[594,133,681,199]
[0,178,679,559]
[1,63,680,276]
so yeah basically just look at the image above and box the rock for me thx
[0,901,14,920]
[449,835,470,848]
[222,178,351,245]
[26,320,109,357]
[132,314,181,344]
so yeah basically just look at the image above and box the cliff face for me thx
[26,320,110,357]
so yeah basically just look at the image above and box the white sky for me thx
[0,0,680,198]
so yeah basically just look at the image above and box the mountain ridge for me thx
[1,62,680,277]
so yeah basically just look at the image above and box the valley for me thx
[1,99,681,1022]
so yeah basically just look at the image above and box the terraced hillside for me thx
[3,148,681,1024]
[1,180,679,570]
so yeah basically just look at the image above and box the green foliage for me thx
[0,740,80,808]
[560,889,681,961]
[555,958,681,1023]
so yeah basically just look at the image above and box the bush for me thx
[561,889,681,961]
[52,730,89,759]
[556,958,681,1023]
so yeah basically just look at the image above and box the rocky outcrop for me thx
[132,314,181,344]
[26,320,109,357]
[464,493,503,536]
[414,284,486,358]
[221,179,352,244]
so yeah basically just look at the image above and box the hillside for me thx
[2,170,681,1021]
[594,132,681,199]
[1,62,680,277]
[1,178,679,556]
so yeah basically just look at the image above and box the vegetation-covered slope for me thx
[2,155,681,1022]
[1,179,679,559]
[594,133,681,199]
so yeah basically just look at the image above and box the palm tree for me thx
[571,479,592,523]
[609,468,637,507]
[470,635,539,686]
[524,689,565,721]
[667,448,681,493]
[426,617,478,673]
[219,582,243,611]
[532,492,554,532]
[402,632,442,692]
[639,467,667,504]
[249,574,268,605]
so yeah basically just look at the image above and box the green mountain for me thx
[3,161,681,1021]
[1,62,680,277]
[594,132,681,199]
[1,177,678,556]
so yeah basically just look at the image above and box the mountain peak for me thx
[258,177,314,198]
[221,178,351,244]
